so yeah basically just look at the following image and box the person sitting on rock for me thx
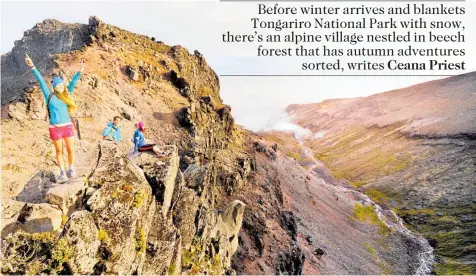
[25,54,84,183]
[132,121,167,157]
[102,116,122,143]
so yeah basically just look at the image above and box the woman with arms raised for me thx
[25,54,84,183]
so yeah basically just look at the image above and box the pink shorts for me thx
[49,124,74,141]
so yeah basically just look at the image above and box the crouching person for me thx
[102,116,122,143]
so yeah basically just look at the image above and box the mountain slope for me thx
[232,134,433,275]
[0,16,455,275]
[1,16,252,275]
[288,73,476,138]
[287,75,476,274]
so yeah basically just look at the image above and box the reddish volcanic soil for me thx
[279,72,476,274]
[232,134,426,275]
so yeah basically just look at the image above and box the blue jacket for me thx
[102,122,122,142]
[133,129,146,153]
[32,67,81,124]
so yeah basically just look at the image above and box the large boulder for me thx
[7,101,28,121]
[141,210,179,275]
[61,210,100,274]
[15,170,55,203]
[177,106,194,128]
[1,200,62,238]
[136,145,179,216]
[183,163,208,193]
[125,65,139,81]
[213,200,246,267]
[173,187,200,250]
[85,141,155,274]
[24,87,47,120]
[45,177,88,214]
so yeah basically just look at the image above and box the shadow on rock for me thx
[15,170,56,204]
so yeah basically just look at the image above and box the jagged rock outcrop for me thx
[183,163,207,192]
[2,140,247,275]
[4,14,474,275]
[83,142,164,274]
[168,46,220,102]
[174,77,253,196]
[1,16,253,275]
[168,70,190,97]
[61,211,100,274]
[1,18,96,104]
[134,145,179,216]
[213,200,246,266]
[253,141,277,161]
[277,244,306,275]
[4,84,52,121]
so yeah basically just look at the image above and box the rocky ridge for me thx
[0,15,453,275]
[1,16,252,275]
[2,141,246,274]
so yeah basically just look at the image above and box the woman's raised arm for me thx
[68,59,85,94]
[25,54,51,99]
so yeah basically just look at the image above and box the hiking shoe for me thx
[156,152,169,158]
[57,171,69,183]
[67,167,77,178]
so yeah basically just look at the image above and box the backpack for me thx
[45,93,81,140]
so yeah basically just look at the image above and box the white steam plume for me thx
[258,109,312,139]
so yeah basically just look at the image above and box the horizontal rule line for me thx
[220,74,455,77]
[220,0,464,2]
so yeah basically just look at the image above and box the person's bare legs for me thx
[152,145,169,158]
[53,139,69,182]
[64,136,77,177]
[52,139,65,170]
[152,145,161,155]
[64,136,75,167]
